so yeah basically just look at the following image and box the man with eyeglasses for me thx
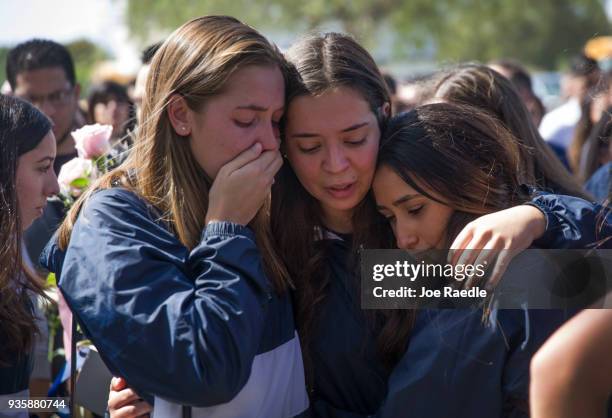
[7,39,85,175]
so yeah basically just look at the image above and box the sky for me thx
[1,0,611,75]
[0,0,141,73]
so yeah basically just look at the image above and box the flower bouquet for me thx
[50,124,115,364]
[57,123,113,206]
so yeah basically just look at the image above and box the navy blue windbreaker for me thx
[41,188,308,416]
[307,193,610,418]
[585,162,611,203]
[376,194,612,418]
[529,193,611,249]
[308,232,388,417]
[376,308,572,418]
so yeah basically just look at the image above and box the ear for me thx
[166,94,192,136]
[382,102,391,118]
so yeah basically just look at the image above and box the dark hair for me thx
[383,72,397,95]
[273,32,413,383]
[434,64,591,200]
[141,41,162,65]
[6,39,76,89]
[86,81,136,136]
[378,102,528,243]
[489,59,534,93]
[284,33,391,114]
[570,53,599,77]
[569,95,596,175]
[580,106,612,181]
[569,73,611,177]
[0,94,51,363]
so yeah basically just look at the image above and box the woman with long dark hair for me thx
[372,104,608,417]
[0,94,59,412]
[273,34,607,416]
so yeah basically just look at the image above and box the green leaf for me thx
[70,177,90,189]
[46,272,57,286]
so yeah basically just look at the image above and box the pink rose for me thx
[72,124,112,159]
[57,157,93,196]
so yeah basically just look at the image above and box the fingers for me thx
[465,248,497,289]
[486,249,516,291]
[218,142,263,175]
[448,224,474,265]
[233,150,282,182]
[110,401,153,418]
[109,388,141,411]
[110,376,127,391]
[263,151,283,178]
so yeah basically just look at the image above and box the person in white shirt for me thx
[539,53,600,150]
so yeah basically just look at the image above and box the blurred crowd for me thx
[1,25,611,418]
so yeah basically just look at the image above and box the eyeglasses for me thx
[18,86,75,108]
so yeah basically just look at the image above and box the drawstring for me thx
[70,318,77,418]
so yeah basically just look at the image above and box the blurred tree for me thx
[111,0,612,69]
[66,39,110,95]
[0,47,9,85]
[419,0,611,69]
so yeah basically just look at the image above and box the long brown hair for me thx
[272,33,414,382]
[57,16,290,292]
[580,106,612,182]
[0,95,51,363]
[378,102,528,242]
[433,64,591,200]
[568,95,596,175]
[569,74,611,180]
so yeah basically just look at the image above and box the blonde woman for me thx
[42,16,308,417]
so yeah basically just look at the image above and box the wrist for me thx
[523,205,547,241]
[203,221,254,240]
[205,214,246,227]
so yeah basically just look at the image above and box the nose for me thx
[258,120,280,151]
[322,145,349,174]
[396,234,419,250]
[107,100,118,113]
[46,170,60,197]
[395,220,419,250]
[39,101,56,119]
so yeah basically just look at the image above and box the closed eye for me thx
[345,138,366,146]
[406,205,424,215]
[379,211,395,222]
[38,164,52,173]
[299,144,321,153]
[234,118,256,128]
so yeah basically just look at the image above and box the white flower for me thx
[57,157,93,197]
